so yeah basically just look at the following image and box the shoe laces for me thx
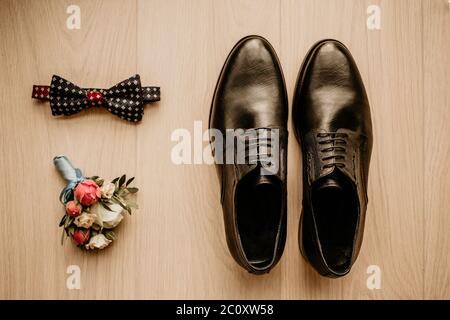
[317,132,349,170]
[243,129,273,165]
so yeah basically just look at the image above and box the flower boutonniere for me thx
[54,155,138,250]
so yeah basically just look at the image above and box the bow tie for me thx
[32,75,160,122]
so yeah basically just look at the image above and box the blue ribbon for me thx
[53,155,84,204]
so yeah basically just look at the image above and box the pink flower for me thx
[74,179,101,206]
[72,229,90,246]
[66,201,82,217]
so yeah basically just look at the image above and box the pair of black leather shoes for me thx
[209,35,372,277]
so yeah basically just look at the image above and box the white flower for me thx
[85,234,112,250]
[74,213,96,228]
[100,182,115,199]
[90,202,124,229]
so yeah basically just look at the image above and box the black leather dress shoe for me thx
[293,39,373,277]
[209,35,288,274]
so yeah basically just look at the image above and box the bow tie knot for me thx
[87,90,105,106]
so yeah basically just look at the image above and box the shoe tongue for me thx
[317,177,343,191]
[253,175,273,187]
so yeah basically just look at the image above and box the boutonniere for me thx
[54,155,138,250]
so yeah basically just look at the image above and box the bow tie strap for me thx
[32,74,160,122]
[32,85,51,100]
[141,86,160,102]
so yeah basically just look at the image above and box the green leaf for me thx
[89,176,99,180]
[116,189,126,197]
[118,175,126,188]
[103,230,117,241]
[68,226,75,236]
[96,178,104,187]
[61,228,66,246]
[127,201,139,209]
[59,214,68,227]
[100,200,113,212]
[126,177,135,186]
[111,177,120,184]
[64,217,74,229]
[126,187,139,194]
[113,195,131,214]
[103,200,115,206]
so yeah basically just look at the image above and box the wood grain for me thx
[0,0,448,299]
[281,0,426,299]
[136,0,283,300]
[0,0,138,299]
[424,0,450,300]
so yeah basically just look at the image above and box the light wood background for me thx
[0,0,448,300]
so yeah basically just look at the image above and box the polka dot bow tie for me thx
[32,75,160,122]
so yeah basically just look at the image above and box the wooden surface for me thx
[0,0,448,299]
